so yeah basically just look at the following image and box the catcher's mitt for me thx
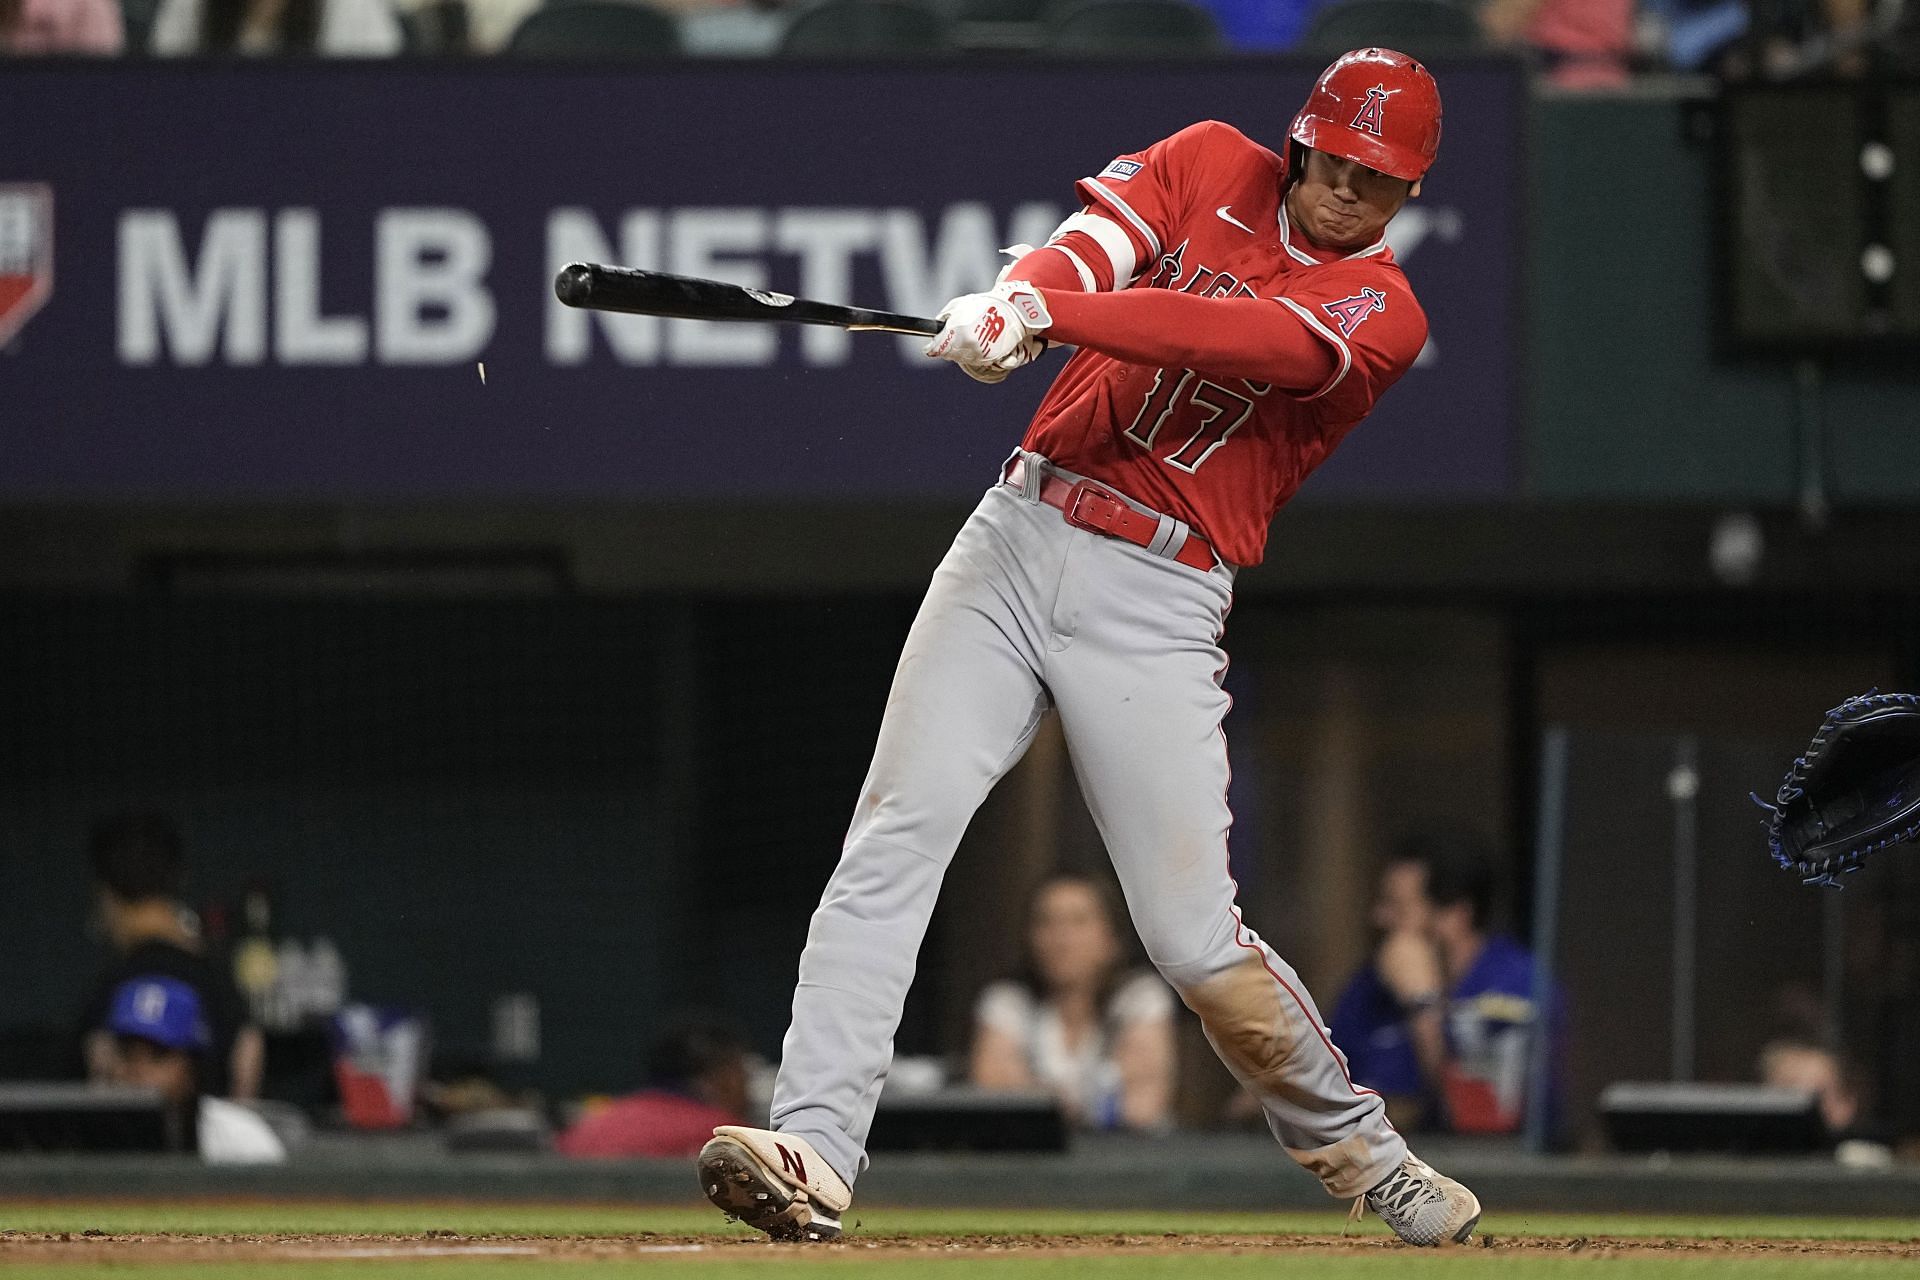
[1760,691,1920,886]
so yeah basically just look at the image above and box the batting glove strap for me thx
[987,280,1052,332]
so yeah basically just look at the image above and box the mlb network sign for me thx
[113,202,1072,369]
[0,61,1519,500]
[110,202,1463,371]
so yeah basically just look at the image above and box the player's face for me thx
[1288,148,1418,250]
[1029,880,1120,992]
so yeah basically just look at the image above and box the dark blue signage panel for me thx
[1,61,1521,501]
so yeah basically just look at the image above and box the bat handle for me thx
[849,322,941,337]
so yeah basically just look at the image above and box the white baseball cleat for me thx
[697,1126,852,1242]
[1358,1153,1482,1246]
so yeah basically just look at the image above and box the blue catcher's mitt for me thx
[1760,691,1920,886]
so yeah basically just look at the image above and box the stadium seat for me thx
[507,1,683,59]
[119,0,162,53]
[1043,0,1223,55]
[1300,0,1482,56]
[946,0,1047,23]
[940,0,1048,53]
[398,0,472,55]
[778,0,952,56]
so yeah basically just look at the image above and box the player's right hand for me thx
[1376,930,1445,1008]
[924,283,1051,384]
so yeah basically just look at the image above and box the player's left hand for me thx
[924,282,1051,384]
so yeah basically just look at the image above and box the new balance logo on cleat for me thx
[776,1143,806,1183]
[697,1127,853,1243]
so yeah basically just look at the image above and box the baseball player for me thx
[700,49,1481,1247]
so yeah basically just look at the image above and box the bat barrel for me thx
[550,261,939,334]
[554,263,596,308]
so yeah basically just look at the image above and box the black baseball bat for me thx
[553,263,942,337]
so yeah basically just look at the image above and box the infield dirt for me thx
[6,1229,1920,1266]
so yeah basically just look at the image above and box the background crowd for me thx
[4,0,1918,85]
[44,807,1885,1164]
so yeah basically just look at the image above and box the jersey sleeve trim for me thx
[1052,211,1138,289]
[1076,178,1162,265]
[1044,242,1099,291]
[1276,297,1353,400]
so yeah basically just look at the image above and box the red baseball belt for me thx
[1006,462,1219,572]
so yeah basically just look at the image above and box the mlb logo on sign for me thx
[0,185,54,348]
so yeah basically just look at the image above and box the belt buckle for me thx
[1064,481,1126,536]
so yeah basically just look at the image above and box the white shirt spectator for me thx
[974,970,1173,1129]
[150,0,404,55]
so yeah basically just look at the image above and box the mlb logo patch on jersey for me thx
[1099,159,1144,181]
[0,184,54,348]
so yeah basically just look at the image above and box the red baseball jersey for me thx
[1019,121,1429,567]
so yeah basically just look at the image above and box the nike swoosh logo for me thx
[1215,205,1256,234]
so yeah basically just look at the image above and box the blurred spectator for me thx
[1328,833,1561,1135]
[1757,1037,1859,1135]
[150,0,404,54]
[465,0,541,51]
[970,872,1175,1132]
[1721,0,1892,77]
[675,0,786,57]
[104,976,287,1164]
[1192,0,1331,50]
[1637,0,1750,71]
[1478,0,1634,87]
[78,810,264,1101]
[0,0,124,52]
[555,1019,751,1158]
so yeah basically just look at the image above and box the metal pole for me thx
[1668,736,1700,1082]
[1524,726,1570,1154]
[1795,359,1830,531]
[1822,888,1846,1048]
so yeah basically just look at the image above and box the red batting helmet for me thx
[1288,48,1442,183]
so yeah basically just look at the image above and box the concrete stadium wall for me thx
[1527,92,1920,503]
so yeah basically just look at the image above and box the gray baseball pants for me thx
[770,451,1407,1198]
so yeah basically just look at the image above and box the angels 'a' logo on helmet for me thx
[1349,85,1396,137]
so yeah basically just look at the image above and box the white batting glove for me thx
[923,282,1052,384]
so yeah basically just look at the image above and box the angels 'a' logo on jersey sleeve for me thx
[1321,287,1387,337]
[1350,86,1396,138]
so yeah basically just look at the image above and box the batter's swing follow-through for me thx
[676,49,1484,1249]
